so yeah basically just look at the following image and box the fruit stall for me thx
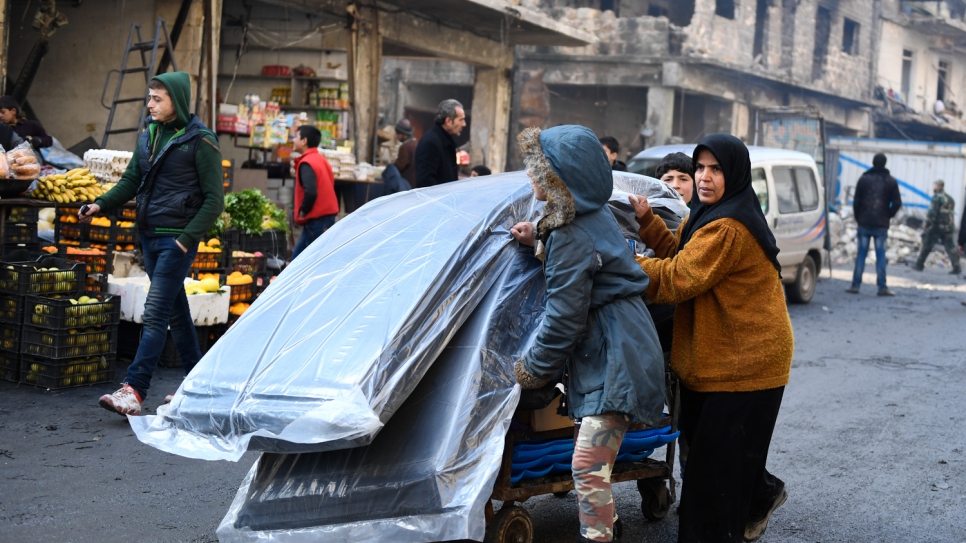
[0,149,290,385]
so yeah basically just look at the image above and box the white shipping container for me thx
[829,137,966,224]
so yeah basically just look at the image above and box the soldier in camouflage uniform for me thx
[913,180,961,274]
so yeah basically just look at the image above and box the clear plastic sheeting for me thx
[130,172,687,464]
[131,174,538,460]
[216,248,545,543]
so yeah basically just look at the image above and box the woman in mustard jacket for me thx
[632,134,793,543]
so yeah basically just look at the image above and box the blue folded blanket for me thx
[509,426,680,484]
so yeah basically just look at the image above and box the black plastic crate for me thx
[55,209,88,241]
[0,294,24,324]
[226,229,287,259]
[60,249,111,274]
[117,320,141,359]
[4,223,38,245]
[0,257,85,296]
[89,220,136,243]
[158,324,228,368]
[21,325,117,358]
[20,353,115,389]
[230,255,265,275]
[191,250,224,270]
[117,207,137,220]
[24,291,120,328]
[228,282,254,303]
[1,246,42,261]
[0,348,18,382]
[1,322,21,352]
[84,273,109,294]
[5,206,39,224]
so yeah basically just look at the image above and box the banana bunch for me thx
[29,168,117,204]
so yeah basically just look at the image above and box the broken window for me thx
[716,0,735,19]
[938,60,949,102]
[812,6,832,80]
[753,0,769,61]
[631,1,694,25]
[780,0,798,70]
[901,49,913,103]
[842,18,859,55]
[600,0,619,15]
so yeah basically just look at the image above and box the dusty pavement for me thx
[1,262,965,543]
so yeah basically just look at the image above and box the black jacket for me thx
[852,167,902,229]
[0,124,24,152]
[414,124,458,188]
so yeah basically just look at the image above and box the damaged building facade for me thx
[874,0,966,141]
[505,0,880,167]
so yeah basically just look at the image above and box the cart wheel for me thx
[638,479,671,522]
[484,504,533,543]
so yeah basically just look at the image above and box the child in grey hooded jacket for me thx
[511,125,665,543]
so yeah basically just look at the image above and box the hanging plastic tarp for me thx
[130,172,688,463]
[217,247,545,543]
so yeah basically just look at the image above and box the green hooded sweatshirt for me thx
[95,71,224,249]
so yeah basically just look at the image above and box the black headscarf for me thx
[678,134,782,275]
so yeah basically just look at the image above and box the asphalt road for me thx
[1,263,964,543]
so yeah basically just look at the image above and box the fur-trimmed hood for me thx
[518,125,614,240]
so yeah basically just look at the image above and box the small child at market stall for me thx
[510,125,665,543]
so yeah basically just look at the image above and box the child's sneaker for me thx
[98,384,142,416]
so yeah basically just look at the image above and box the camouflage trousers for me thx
[572,412,631,542]
[916,230,961,270]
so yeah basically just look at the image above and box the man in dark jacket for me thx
[913,180,960,274]
[847,152,902,296]
[414,99,464,188]
[81,72,224,416]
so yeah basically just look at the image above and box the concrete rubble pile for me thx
[829,207,955,269]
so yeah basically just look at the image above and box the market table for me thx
[335,177,382,203]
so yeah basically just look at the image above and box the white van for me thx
[627,145,826,303]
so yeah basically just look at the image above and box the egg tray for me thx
[20,353,116,389]
[0,257,86,296]
[23,292,120,329]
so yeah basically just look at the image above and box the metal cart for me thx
[482,369,681,543]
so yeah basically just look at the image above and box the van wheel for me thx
[787,255,817,304]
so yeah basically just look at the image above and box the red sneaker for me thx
[98,384,142,416]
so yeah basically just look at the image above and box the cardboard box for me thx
[530,396,573,431]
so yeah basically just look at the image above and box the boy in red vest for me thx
[291,125,337,260]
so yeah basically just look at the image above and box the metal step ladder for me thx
[100,18,179,148]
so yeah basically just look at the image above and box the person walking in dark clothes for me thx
[632,134,793,542]
[847,152,902,296]
[83,72,224,416]
[0,96,52,151]
[415,99,464,188]
[291,125,337,260]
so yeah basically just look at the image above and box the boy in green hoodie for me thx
[81,72,224,416]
